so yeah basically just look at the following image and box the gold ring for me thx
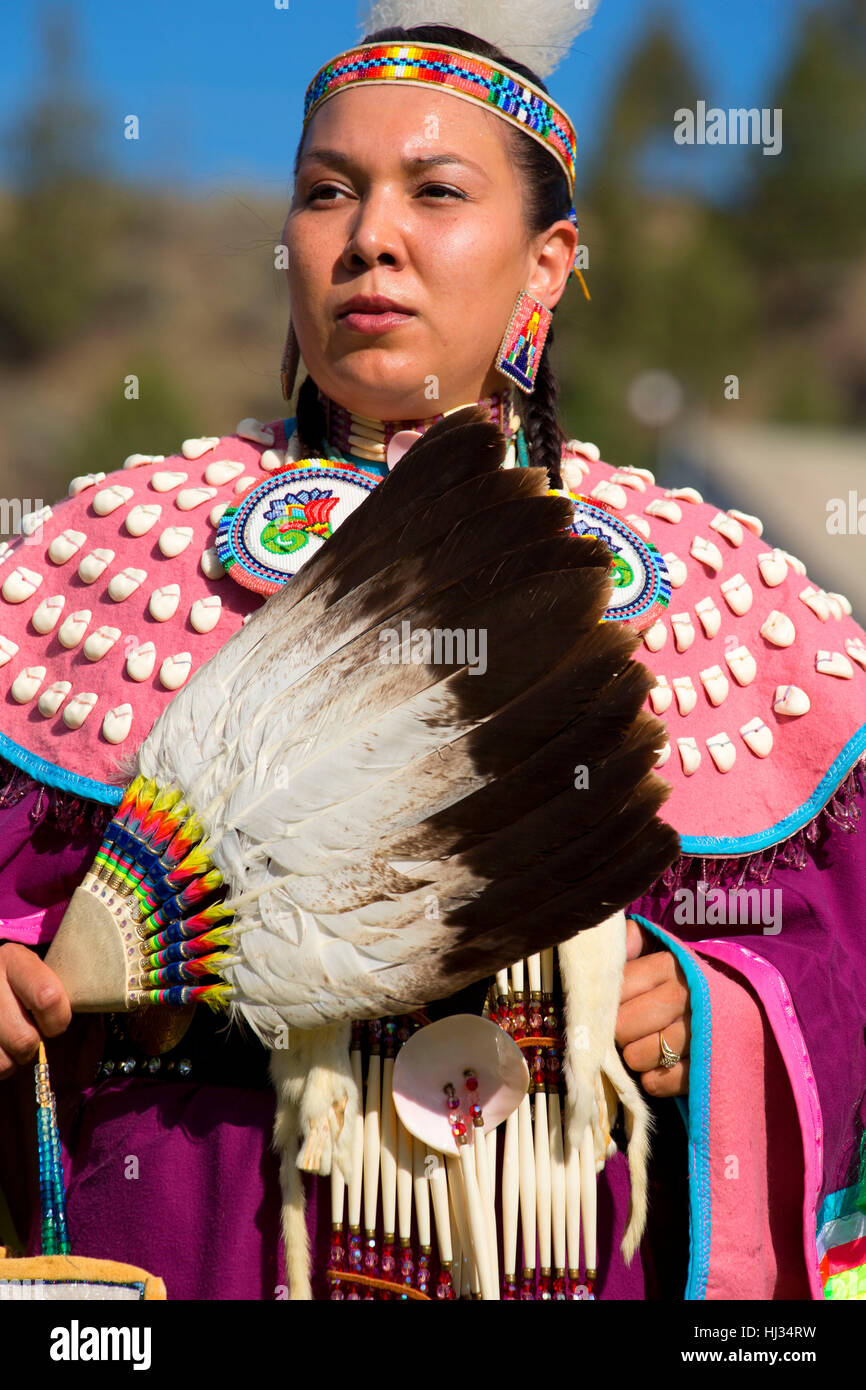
[658,1030,681,1069]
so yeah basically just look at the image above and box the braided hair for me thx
[293,22,571,489]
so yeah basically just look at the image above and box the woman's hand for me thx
[0,943,71,1079]
[615,918,690,1098]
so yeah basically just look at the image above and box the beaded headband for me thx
[302,41,579,197]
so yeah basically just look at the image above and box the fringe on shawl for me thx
[0,752,114,837]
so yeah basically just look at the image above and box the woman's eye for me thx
[418,184,465,200]
[307,184,345,203]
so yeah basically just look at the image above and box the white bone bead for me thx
[707,732,736,773]
[190,595,222,634]
[844,638,866,670]
[695,596,721,638]
[626,513,651,540]
[108,567,147,602]
[201,548,225,580]
[259,448,288,472]
[645,499,682,524]
[666,486,703,505]
[677,737,701,775]
[11,665,46,703]
[181,437,220,460]
[799,586,831,622]
[663,553,687,588]
[0,635,20,666]
[2,566,42,603]
[760,611,796,648]
[58,610,92,649]
[20,505,52,537]
[92,485,133,516]
[236,418,275,446]
[816,650,853,679]
[205,459,245,487]
[68,472,106,497]
[209,504,228,527]
[123,453,164,469]
[125,504,163,537]
[710,512,744,547]
[37,680,71,717]
[673,676,697,715]
[720,573,753,616]
[773,684,810,717]
[102,704,133,744]
[649,676,672,714]
[671,612,695,652]
[728,509,763,538]
[62,692,98,729]
[176,486,218,511]
[725,644,757,686]
[643,620,667,652]
[149,584,181,622]
[700,665,729,706]
[83,625,121,661]
[740,716,773,758]
[151,471,188,493]
[126,641,156,682]
[757,550,788,587]
[31,595,65,634]
[158,526,194,558]
[590,481,627,510]
[77,548,115,584]
[159,651,192,690]
[48,529,87,565]
[690,536,723,573]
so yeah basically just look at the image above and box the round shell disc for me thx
[569,493,670,630]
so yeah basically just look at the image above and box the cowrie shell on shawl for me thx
[83,625,121,662]
[720,573,753,616]
[690,536,723,573]
[205,459,245,487]
[844,638,866,670]
[68,472,106,497]
[757,550,788,587]
[158,526,194,558]
[677,737,701,775]
[159,651,192,690]
[828,591,852,617]
[700,665,729,706]
[781,550,806,576]
[740,716,773,758]
[2,566,42,603]
[123,453,164,469]
[48,529,86,565]
[181,436,220,460]
[816,650,853,679]
[77,548,115,584]
[663,553,687,588]
[707,732,736,773]
[666,486,703,505]
[626,513,651,540]
[63,691,98,729]
[0,634,20,666]
[260,448,288,473]
[565,439,601,463]
[236,418,275,446]
[92,485,133,516]
[773,684,810,717]
[102,703,133,744]
[201,547,225,580]
[645,498,682,524]
[725,644,757,686]
[799,586,831,622]
[728,508,763,538]
[760,611,796,648]
[11,665,46,703]
[108,567,147,601]
[654,740,671,768]
[649,676,672,714]
[190,595,222,634]
[673,676,697,715]
[37,680,71,717]
[233,476,258,495]
[695,596,721,638]
[149,584,181,622]
[126,641,156,682]
[177,486,218,511]
[710,512,744,547]
[610,470,646,492]
[125,504,162,537]
[151,470,188,493]
[643,620,667,652]
[57,610,91,649]
[590,480,627,510]
[671,612,695,652]
[20,505,52,537]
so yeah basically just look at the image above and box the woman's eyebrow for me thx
[298,146,490,179]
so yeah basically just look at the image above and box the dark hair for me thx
[294,22,571,488]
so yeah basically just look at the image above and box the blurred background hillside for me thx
[0,0,864,602]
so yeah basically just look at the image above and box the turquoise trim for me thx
[282,416,296,441]
[632,914,712,1300]
[818,1181,862,1229]
[679,723,866,857]
[0,731,123,806]
[516,426,530,469]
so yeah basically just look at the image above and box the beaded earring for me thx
[495,290,553,394]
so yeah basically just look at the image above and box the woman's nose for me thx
[341,190,407,271]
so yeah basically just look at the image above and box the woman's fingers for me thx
[0,944,72,1078]
[638,1058,689,1099]
[616,972,690,1046]
[619,946,688,1004]
[620,1016,691,1074]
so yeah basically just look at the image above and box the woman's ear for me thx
[526,219,578,310]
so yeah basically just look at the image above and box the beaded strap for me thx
[34,1042,69,1256]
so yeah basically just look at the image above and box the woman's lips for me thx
[338,310,415,334]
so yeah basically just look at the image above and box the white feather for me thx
[358,0,601,78]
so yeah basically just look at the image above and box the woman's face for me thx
[285,84,575,419]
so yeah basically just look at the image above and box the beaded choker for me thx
[319,387,524,468]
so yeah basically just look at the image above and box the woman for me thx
[1,9,864,1301]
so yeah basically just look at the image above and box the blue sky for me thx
[0,0,824,199]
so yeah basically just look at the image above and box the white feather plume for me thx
[357,0,601,79]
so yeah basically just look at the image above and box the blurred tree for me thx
[61,359,197,486]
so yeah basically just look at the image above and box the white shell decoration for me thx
[663,553,687,588]
[695,596,721,639]
[259,448,288,473]
[828,592,853,617]
[654,740,671,768]
[670,612,695,652]
[643,620,667,652]
[37,680,72,718]
[83,625,122,662]
[590,480,627,510]
[699,665,729,707]
[799,586,831,622]
[190,595,222,634]
[126,641,156,682]
[68,472,106,498]
[649,675,672,714]
[102,704,134,744]
[125,504,163,537]
[725,644,758,686]
[816,650,853,679]
[181,437,220,460]
[2,566,43,603]
[645,498,682,524]
[108,567,147,602]
[92,485,134,516]
[757,550,788,587]
[773,684,811,717]
[77,548,115,584]
[158,526,194,559]
[565,439,602,463]
[159,651,192,691]
[780,550,807,576]
[209,504,229,527]
[707,732,736,773]
[728,509,763,538]
[11,665,46,703]
[31,595,65,634]
[176,486,218,511]
[673,676,697,716]
[690,536,723,573]
[844,638,866,670]
[48,529,87,565]
[20,505,53,537]
[609,470,645,492]
[205,459,245,487]
[151,470,188,493]
[149,584,181,622]
[626,513,651,540]
[740,716,773,758]
[720,573,753,616]
[57,610,92,649]
[666,486,703,505]
[236,418,275,446]
[677,737,701,776]
[709,512,743,547]
[200,547,225,580]
[824,594,846,622]
[62,692,98,729]
[233,476,257,495]
[123,453,164,469]
[0,635,20,666]
[760,611,796,648]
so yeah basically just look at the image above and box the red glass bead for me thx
[450,1119,466,1138]
[463,1073,478,1092]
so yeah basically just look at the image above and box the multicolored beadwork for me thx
[303,43,578,195]
[568,494,671,632]
[495,291,553,395]
[35,1043,69,1256]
